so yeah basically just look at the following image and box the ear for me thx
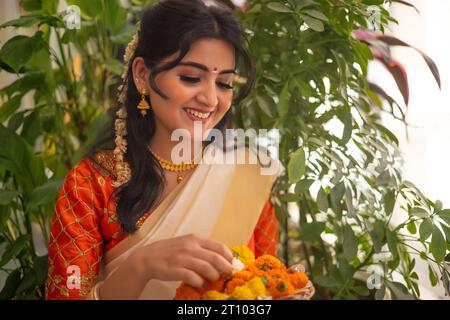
[131,57,151,93]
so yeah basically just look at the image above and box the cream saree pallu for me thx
[102,147,282,299]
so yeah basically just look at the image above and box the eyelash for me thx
[179,75,233,90]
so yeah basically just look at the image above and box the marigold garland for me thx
[174,245,311,300]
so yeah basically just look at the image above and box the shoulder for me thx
[62,150,117,189]
[88,149,118,179]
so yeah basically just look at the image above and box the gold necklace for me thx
[148,147,198,183]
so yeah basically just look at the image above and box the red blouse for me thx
[44,151,279,299]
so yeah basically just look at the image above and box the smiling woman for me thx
[44,0,282,300]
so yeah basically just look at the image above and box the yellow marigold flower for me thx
[254,255,286,271]
[246,277,266,297]
[232,285,255,300]
[203,290,230,300]
[231,245,255,266]
[225,278,247,294]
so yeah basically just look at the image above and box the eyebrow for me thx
[178,61,236,75]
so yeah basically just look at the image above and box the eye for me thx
[217,82,233,90]
[179,75,200,83]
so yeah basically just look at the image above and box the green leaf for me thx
[0,32,46,73]
[298,221,326,243]
[431,226,446,262]
[21,109,42,145]
[406,221,417,234]
[0,269,21,300]
[26,179,64,211]
[277,82,290,117]
[295,179,314,195]
[353,286,369,296]
[369,220,385,252]
[0,94,23,123]
[0,15,42,28]
[383,190,396,215]
[411,206,429,218]
[419,218,433,242]
[66,0,102,19]
[386,281,414,300]
[428,265,438,287]
[0,190,19,205]
[302,9,328,21]
[267,2,293,13]
[338,108,352,145]
[34,255,48,285]
[255,95,273,117]
[363,0,385,5]
[386,229,399,259]
[314,275,340,288]
[345,185,354,217]
[343,225,359,261]
[103,58,123,76]
[375,285,386,300]
[300,14,324,32]
[437,209,450,225]
[0,235,31,268]
[316,187,328,212]
[15,272,36,296]
[278,193,299,202]
[102,0,126,33]
[110,24,136,45]
[0,124,47,197]
[288,148,306,184]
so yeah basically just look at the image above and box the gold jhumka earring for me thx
[137,88,151,117]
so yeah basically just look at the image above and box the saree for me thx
[45,144,282,300]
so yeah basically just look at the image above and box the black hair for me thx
[87,0,256,233]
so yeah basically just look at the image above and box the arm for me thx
[45,160,103,299]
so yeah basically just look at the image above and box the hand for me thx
[136,234,234,288]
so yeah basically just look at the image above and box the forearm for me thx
[97,250,150,300]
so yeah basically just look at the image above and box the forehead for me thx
[164,38,235,70]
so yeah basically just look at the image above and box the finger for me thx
[173,268,205,288]
[194,248,233,276]
[185,257,221,283]
[197,238,233,262]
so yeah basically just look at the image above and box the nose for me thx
[196,80,219,108]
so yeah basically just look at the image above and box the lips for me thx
[183,107,214,123]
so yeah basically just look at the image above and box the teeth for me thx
[185,108,211,119]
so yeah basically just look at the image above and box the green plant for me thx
[233,0,450,299]
[0,0,449,300]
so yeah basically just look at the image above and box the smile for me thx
[183,108,213,122]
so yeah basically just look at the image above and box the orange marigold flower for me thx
[254,255,286,271]
[233,270,254,281]
[174,283,202,300]
[202,276,226,293]
[225,278,247,295]
[244,264,265,277]
[289,272,309,290]
[267,278,295,299]
[265,269,290,281]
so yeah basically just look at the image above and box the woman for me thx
[45,0,281,300]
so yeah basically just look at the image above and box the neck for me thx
[149,128,204,164]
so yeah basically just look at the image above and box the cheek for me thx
[217,93,233,114]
